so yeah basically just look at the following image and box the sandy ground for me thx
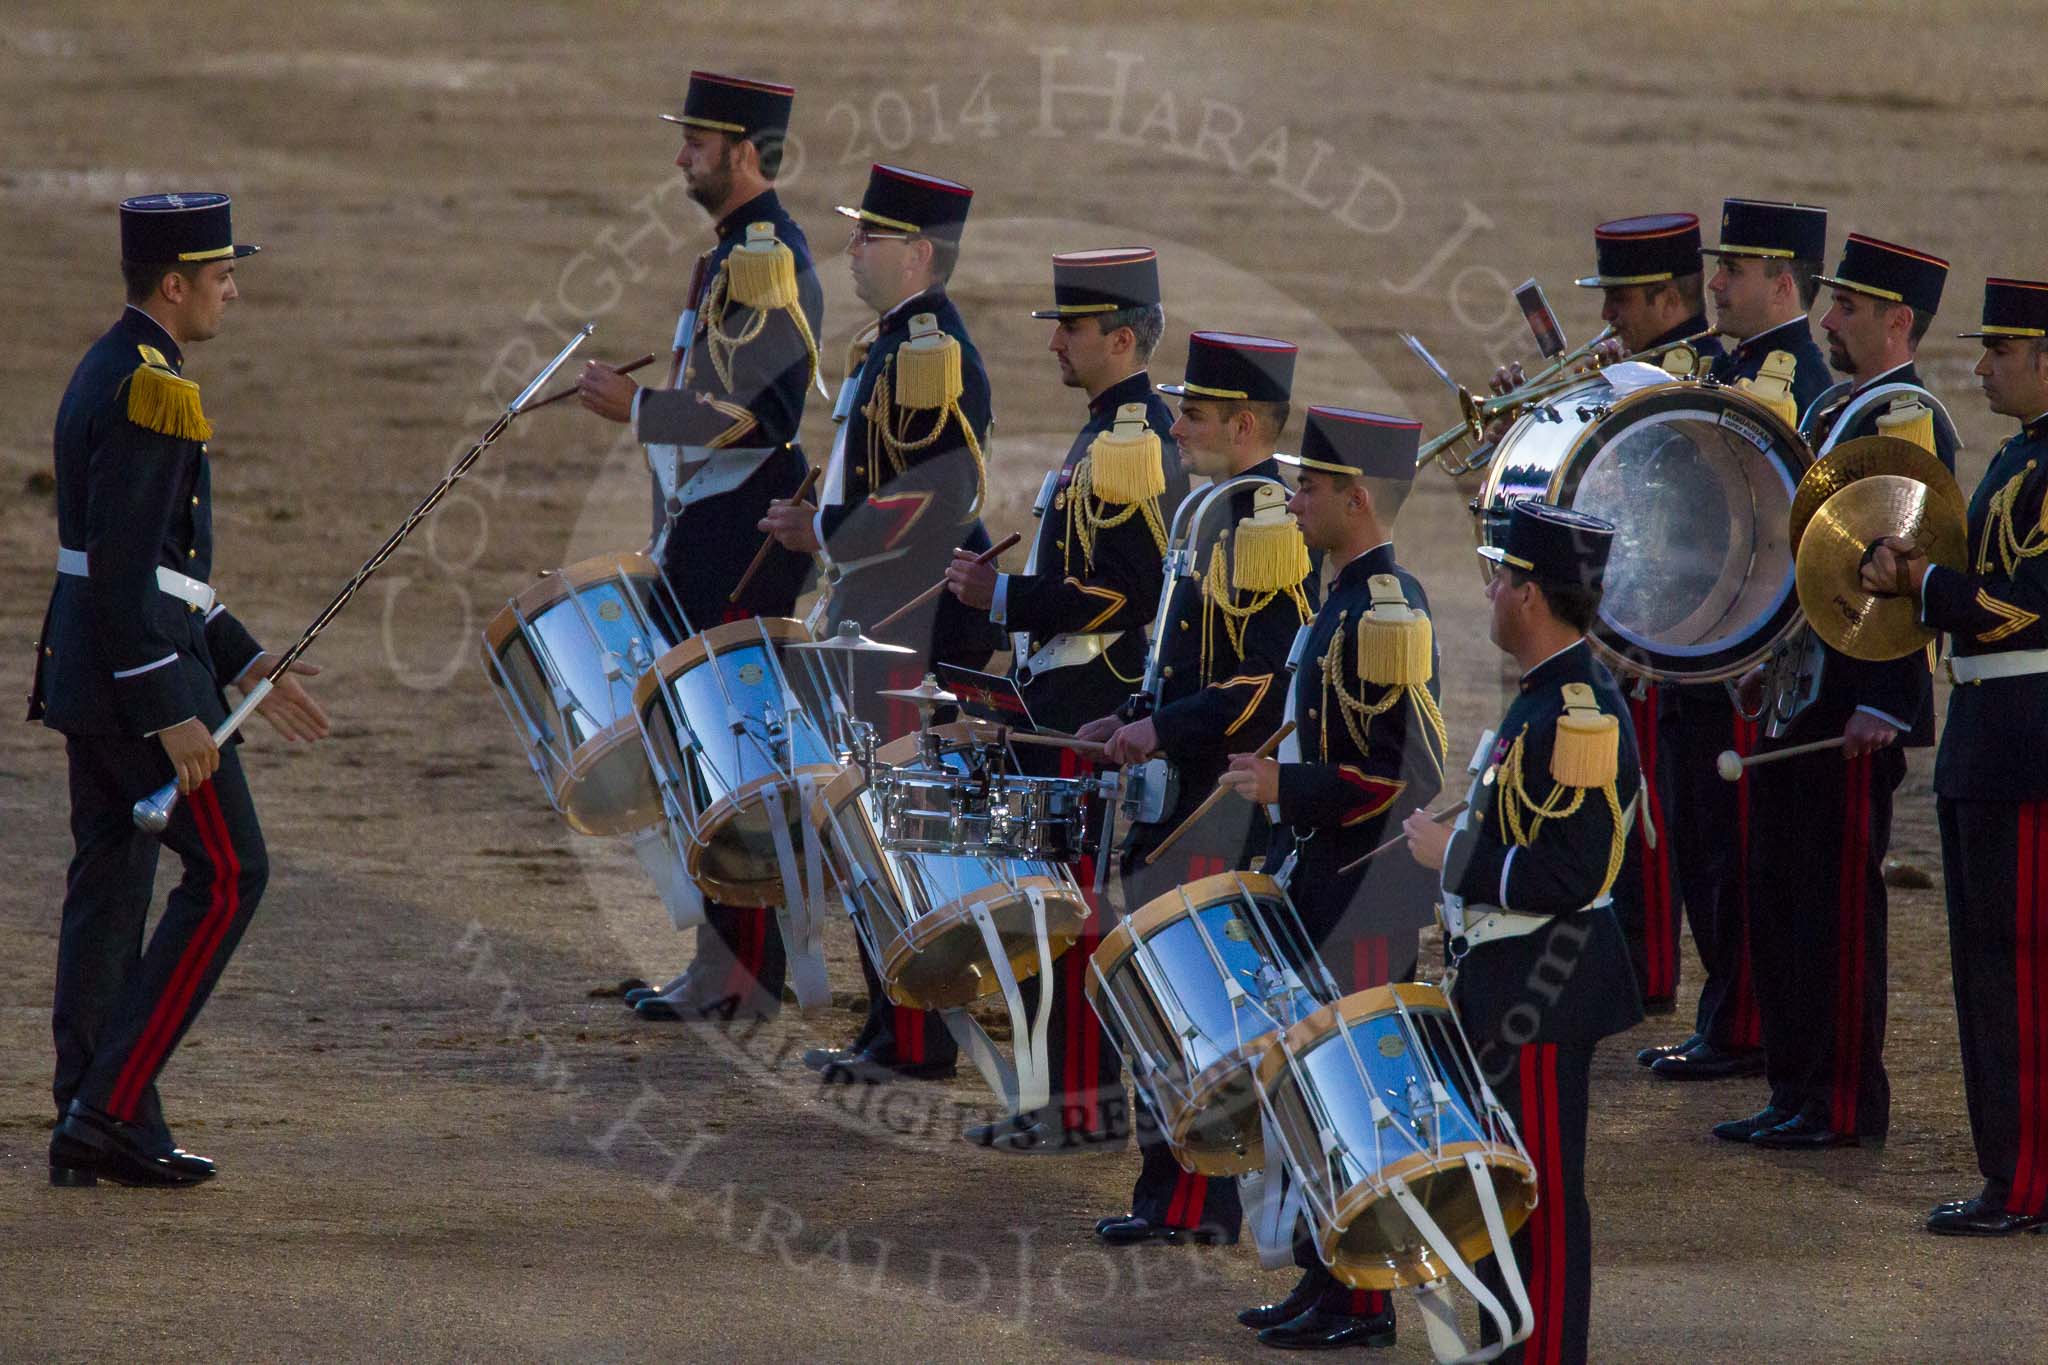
[4,2,2048,1360]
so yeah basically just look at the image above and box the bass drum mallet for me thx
[1715,734,1847,782]
[132,324,597,833]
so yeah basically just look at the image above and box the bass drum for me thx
[1474,365,1812,681]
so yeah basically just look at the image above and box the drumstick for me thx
[1336,800,1469,876]
[1716,735,1846,782]
[1144,722,1295,866]
[870,531,1022,636]
[997,726,1109,757]
[729,465,822,603]
[521,353,658,414]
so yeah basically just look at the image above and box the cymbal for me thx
[786,620,917,656]
[1789,435,1966,553]
[1795,474,1967,662]
[877,676,959,706]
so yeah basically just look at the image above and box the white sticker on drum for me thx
[1717,408,1773,453]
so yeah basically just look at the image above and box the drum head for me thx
[879,872,1089,1010]
[1481,379,1810,682]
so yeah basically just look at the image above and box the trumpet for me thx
[1415,325,1722,474]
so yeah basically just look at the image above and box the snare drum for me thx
[483,550,679,836]
[871,732,1087,861]
[822,726,1091,1010]
[1475,367,1812,681]
[1255,982,1535,1290]
[1087,872,1322,1175]
[633,617,845,906]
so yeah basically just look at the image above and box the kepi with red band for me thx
[835,163,973,242]
[1157,330,1296,402]
[1574,212,1701,288]
[1816,232,1949,314]
[661,70,795,139]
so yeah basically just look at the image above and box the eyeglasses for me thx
[846,224,913,248]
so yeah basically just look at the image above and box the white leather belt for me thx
[57,548,216,612]
[1949,649,2048,684]
[1018,630,1122,682]
[1450,898,1611,955]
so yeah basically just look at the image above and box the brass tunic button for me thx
[191,496,200,506]
[1161,666,1174,679]
[1306,707,1318,720]
[1178,620,1189,631]
[187,548,197,558]
[45,647,53,657]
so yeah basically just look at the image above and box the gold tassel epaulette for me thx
[1736,349,1800,429]
[1086,403,1165,505]
[125,345,212,441]
[703,222,822,397]
[1878,395,1937,456]
[1230,484,1310,593]
[863,313,986,516]
[1356,573,1432,687]
[1067,403,1168,564]
[1551,682,1619,788]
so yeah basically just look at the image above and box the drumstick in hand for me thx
[1337,800,1469,876]
[1145,722,1295,866]
[521,353,657,414]
[730,465,822,604]
[870,531,1021,636]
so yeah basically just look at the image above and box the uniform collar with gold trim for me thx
[714,188,784,242]
[1087,369,1154,421]
[122,304,183,369]
[1518,637,1591,694]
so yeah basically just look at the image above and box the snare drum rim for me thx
[878,873,1089,1010]
[1089,870,1289,989]
[553,713,662,837]
[631,615,816,715]
[1252,981,1452,1090]
[483,549,662,654]
[873,722,986,767]
[1318,1144,1538,1291]
[679,763,846,906]
[1162,1044,1273,1176]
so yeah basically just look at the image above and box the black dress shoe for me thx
[803,1044,867,1073]
[1650,1042,1766,1081]
[50,1102,211,1188]
[1925,1196,2048,1237]
[1257,1307,1398,1350]
[1637,1034,1701,1067]
[1749,1114,1868,1149]
[1237,1275,1324,1330]
[820,1048,957,1084]
[1710,1105,1796,1142]
[1092,1214,1235,1246]
[623,986,661,1006]
[964,1114,1130,1156]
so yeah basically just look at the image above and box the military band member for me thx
[1569,212,1725,1017]
[1716,234,1956,1150]
[1638,199,1833,1081]
[1075,331,1312,1247]
[33,194,330,1186]
[944,248,1187,1155]
[1220,407,1444,1351]
[1862,277,2048,1234]
[1405,501,1646,1365]
[578,71,823,1024]
[766,162,1002,1083]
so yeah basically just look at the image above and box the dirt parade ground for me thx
[4,1,2048,1359]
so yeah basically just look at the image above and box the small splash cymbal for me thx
[1789,435,1965,553]
[878,675,959,706]
[786,620,918,655]
[1795,474,1966,662]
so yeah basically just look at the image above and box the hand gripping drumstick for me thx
[869,531,1022,636]
[1336,799,1471,876]
[729,465,821,604]
[519,352,657,414]
[1716,735,1848,782]
[1144,721,1295,866]
[132,324,598,833]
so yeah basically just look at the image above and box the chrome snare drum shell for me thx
[1087,871,1321,1176]
[1476,371,1812,682]
[1254,982,1536,1291]
[482,550,678,836]
[824,728,1091,1010]
[632,617,845,907]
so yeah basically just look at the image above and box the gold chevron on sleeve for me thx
[1065,578,1127,632]
[1215,672,1274,736]
[1974,588,2041,644]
